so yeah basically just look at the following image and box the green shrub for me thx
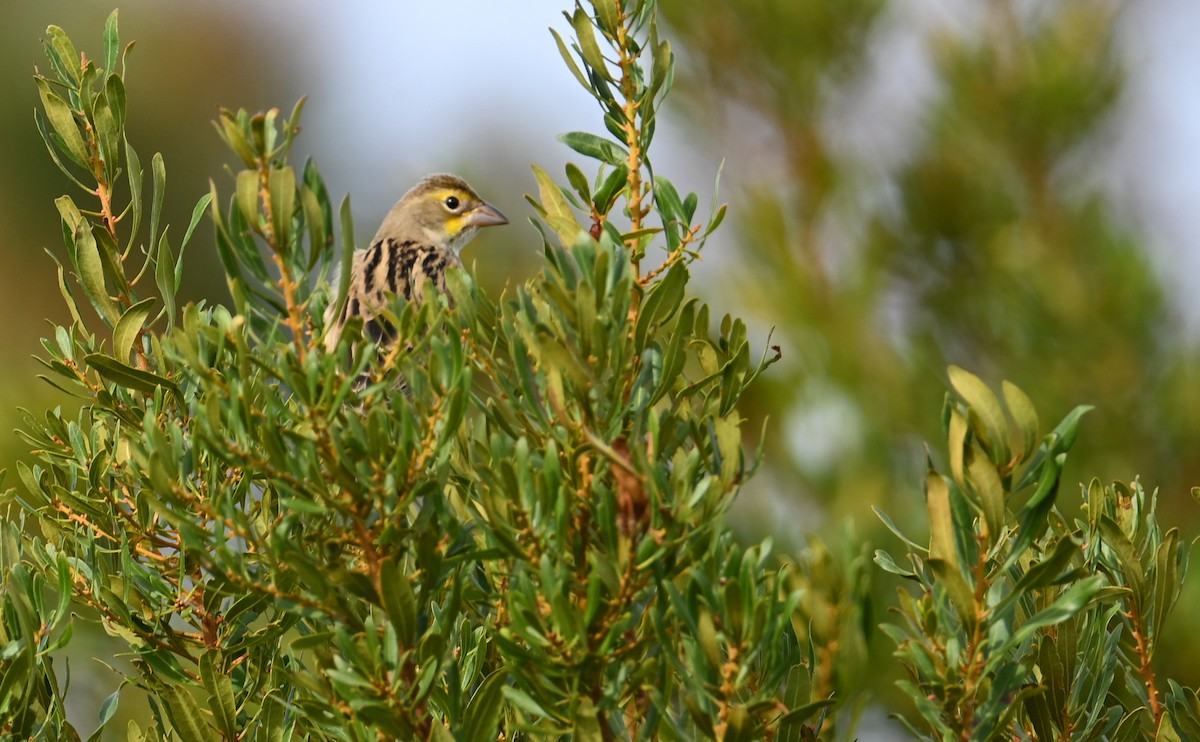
[3,3,1196,741]
[5,4,836,739]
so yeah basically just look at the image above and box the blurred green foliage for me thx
[661,0,1200,690]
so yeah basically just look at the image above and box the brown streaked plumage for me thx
[324,173,507,353]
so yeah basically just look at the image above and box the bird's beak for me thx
[463,202,509,228]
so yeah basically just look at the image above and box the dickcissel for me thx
[324,173,508,352]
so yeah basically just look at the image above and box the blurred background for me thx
[2,0,1199,735]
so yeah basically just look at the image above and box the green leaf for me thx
[593,164,628,216]
[380,557,418,646]
[652,297,693,404]
[215,112,257,169]
[697,609,721,667]
[1159,714,1184,742]
[112,297,155,363]
[236,169,260,229]
[704,202,727,237]
[558,131,628,167]
[282,96,307,151]
[948,365,1010,467]
[1002,380,1039,462]
[571,7,610,79]
[565,162,591,202]
[1004,461,1061,569]
[649,20,674,101]
[726,706,759,742]
[157,192,211,326]
[502,685,552,718]
[874,550,917,579]
[200,652,238,740]
[149,152,166,253]
[35,78,89,167]
[550,27,592,93]
[85,354,179,398]
[34,109,90,191]
[986,577,1105,673]
[124,141,143,253]
[777,699,838,729]
[161,685,214,742]
[301,185,327,265]
[634,260,686,348]
[993,535,1082,618]
[47,251,85,328]
[927,557,976,630]
[965,443,1005,544]
[1018,406,1093,493]
[532,164,583,246]
[269,165,297,250]
[710,415,742,487]
[948,407,968,488]
[88,687,123,742]
[572,697,604,742]
[592,0,619,36]
[653,175,687,230]
[682,191,698,223]
[461,671,506,742]
[428,722,455,742]
[105,73,127,134]
[92,95,119,181]
[103,10,120,73]
[70,219,121,325]
[1153,529,1182,642]
[44,25,81,86]
[926,470,958,571]
[327,194,356,336]
[1099,514,1145,599]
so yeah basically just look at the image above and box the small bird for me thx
[324,173,508,353]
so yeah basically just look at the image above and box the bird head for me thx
[374,173,508,255]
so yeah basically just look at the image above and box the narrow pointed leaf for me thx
[71,221,120,325]
[461,671,506,742]
[380,557,418,647]
[571,7,610,79]
[35,78,89,167]
[103,10,120,73]
[200,652,238,739]
[149,152,166,251]
[112,297,155,363]
[558,131,628,167]
[85,354,179,397]
[1003,379,1039,461]
[269,165,296,250]
[550,27,592,93]
[948,365,1010,466]
[161,686,212,742]
[966,444,1005,544]
[44,25,82,86]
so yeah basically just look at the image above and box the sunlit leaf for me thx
[112,297,155,363]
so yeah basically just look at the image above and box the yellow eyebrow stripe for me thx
[432,189,466,203]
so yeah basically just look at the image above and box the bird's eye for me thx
[444,196,460,210]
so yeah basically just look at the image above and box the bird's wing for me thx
[324,238,459,351]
